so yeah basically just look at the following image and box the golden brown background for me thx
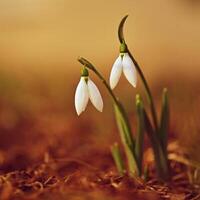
[1,0,200,74]
[0,1,200,199]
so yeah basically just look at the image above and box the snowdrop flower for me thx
[110,42,137,89]
[75,67,103,115]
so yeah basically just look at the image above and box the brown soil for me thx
[0,150,199,200]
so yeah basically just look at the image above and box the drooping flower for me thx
[109,42,137,89]
[75,67,103,115]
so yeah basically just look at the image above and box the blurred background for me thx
[0,0,200,172]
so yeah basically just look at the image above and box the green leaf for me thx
[118,15,129,43]
[159,88,169,153]
[111,143,125,176]
[143,109,169,180]
[114,102,139,176]
[135,94,145,175]
[143,165,149,182]
[114,102,134,147]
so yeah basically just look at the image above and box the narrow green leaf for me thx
[143,110,169,180]
[143,165,149,182]
[118,15,129,43]
[114,102,134,148]
[111,143,125,176]
[159,88,169,153]
[135,94,145,175]
[114,102,139,176]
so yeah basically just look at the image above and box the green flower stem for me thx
[111,143,125,175]
[78,57,139,175]
[118,15,158,133]
[117,15,170,180]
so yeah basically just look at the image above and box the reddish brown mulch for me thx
[0,155,199,200]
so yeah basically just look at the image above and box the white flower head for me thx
[75,67,103,116]
[109,42,137,89]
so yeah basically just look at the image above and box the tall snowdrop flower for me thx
[110,42,137,89]
[75,67,103,115]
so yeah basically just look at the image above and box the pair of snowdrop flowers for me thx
[75,43,137,115]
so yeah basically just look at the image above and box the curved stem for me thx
[78,57,139,175]
[118,15,158,132]
[117,16,169,180]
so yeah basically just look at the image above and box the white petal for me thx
[75,77,89,115]
[109,56,123,89]
[87,79,103,112]
[122,53,137,87]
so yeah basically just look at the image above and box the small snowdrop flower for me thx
[110,42,137,89]
[75,67,103,115]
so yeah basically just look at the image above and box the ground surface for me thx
[0,74,200,199]
[0,145,200,200]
